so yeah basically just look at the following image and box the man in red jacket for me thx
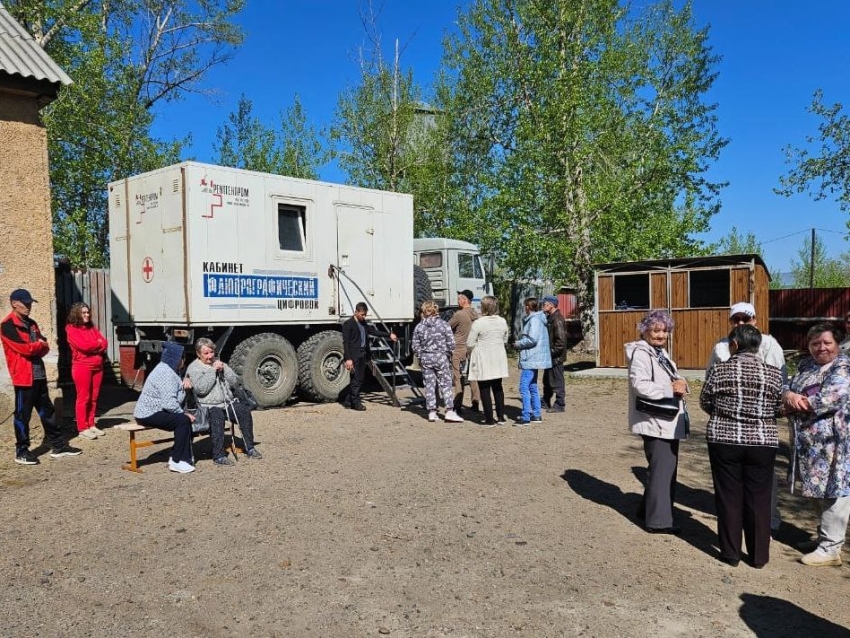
[1,289,81,465]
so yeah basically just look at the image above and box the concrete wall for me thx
[0,92,59,419]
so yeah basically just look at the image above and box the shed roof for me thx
[0,3,72,91]
[594,253,769,278]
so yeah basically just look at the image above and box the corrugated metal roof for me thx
[0,3,72,86]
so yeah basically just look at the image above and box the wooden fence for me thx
[55,267,119,385]
[769,287,850,351]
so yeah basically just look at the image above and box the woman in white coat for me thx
[626,309,689,534]
[467,296,510,426]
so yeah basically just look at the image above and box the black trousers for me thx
[137,410,194,464]
[708,442,776,566]
[208,401,255,459]
[543,362,565,409]
[13,381,64,454]
[477,378,505,423]
[639,436,680,529]
[347,354,367,407]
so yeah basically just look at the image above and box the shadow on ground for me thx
[739,593,850,637]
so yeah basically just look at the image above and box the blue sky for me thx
[150,1,850,276]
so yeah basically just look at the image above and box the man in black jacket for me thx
[541,295,567,413]
[342,302,396,410]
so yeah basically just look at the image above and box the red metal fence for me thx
[769,287,850,351]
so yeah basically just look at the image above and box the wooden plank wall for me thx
[651,272,667,308]
[730,267,751,306]
[671,309,728,369]
[598,310,645,367]
[769,287,850,351]
[671,272,688,308]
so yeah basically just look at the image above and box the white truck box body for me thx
[109,162,414,326]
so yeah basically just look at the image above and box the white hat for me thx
[729,302,756,319]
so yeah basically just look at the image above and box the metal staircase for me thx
[367,335,425,407]
[329,264,424,408]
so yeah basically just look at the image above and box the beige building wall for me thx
[0,92,59,419]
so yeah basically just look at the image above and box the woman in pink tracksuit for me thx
[66,303,108,440]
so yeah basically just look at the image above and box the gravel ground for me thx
[1,368,849,638]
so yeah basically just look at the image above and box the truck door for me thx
[454,251,488,306]
[336,204,375,315]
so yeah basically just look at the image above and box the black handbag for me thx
[233,383,259,411]
[635,396,680,420]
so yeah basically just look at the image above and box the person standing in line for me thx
[449,289,481,415]
[541,294,567,414]
[626,309,688,534]
[705,301,786,535]
[413,300,463,423]
[513,297,551,426]
[342,302,397,411]
[65,302,109,440]
[1,289,82,465]
[700,324,783,568]
[133,341,196,473]
[467,295,510,426]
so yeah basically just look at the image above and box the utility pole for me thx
[809,227,816,289]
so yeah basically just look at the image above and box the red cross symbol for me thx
[142,257,154,283]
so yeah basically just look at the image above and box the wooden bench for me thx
[115,421,236,473]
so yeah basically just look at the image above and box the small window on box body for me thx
[690,270,729,308]
[278,204,306,252]
[419,252,442,268]
[614,274,649,310]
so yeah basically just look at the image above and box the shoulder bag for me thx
[634,350,682,421]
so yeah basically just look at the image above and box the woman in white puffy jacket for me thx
[626,310,689,535]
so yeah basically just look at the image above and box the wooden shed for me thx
[594,254,771,369]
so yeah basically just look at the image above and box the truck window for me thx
[459,252,480,278]
[278,204,306,252]
[419,252,442,268]
[474,255,484,279]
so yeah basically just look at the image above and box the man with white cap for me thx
[1,288,82,464]
[706,301,787,534]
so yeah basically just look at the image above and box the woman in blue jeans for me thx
[513,297,551,426]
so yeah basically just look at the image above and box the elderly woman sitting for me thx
[185,337,262,466]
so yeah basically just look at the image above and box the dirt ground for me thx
[1,363,849,638]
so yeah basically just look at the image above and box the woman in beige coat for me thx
[467,296,510,426]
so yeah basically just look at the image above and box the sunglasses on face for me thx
[730,315,752,324]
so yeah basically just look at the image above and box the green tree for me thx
[777,90,850,220]
[714,227,763,255]
[7,0,245,267]
[789,235,850,288]
[214,94,325,179]
[437,0,726,329]
[330,1,453,236]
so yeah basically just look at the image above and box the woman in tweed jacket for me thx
[700,324,783,568]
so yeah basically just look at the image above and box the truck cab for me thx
[413,238,492,308]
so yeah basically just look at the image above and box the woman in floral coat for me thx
[783,323,850,567]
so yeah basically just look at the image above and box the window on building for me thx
[278,204,306,252]
[690,269,729,308]
[614,274,649,310]
[419,252,442,268]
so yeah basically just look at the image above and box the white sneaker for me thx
[444,410,464,423]
[428,411,438,422]
[91,426,106,436]
[168,459,195,474]
[800,547,842,566]
[78,428,98,440]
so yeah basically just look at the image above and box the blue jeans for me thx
[519,369,540,421]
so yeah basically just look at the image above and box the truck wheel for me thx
[229,333,298,408]
[297,331,348,402]
[414,264,433,313]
